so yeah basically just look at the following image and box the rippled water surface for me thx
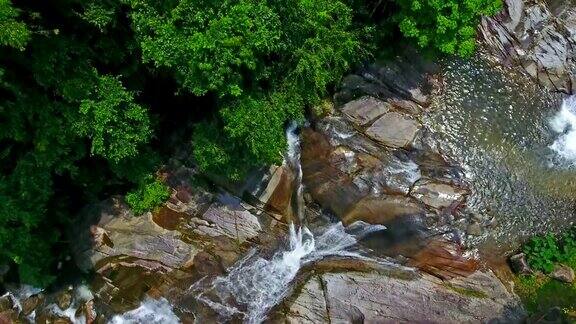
[428,55,576,253]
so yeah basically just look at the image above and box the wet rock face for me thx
[480,0,576,93]
[288,271,526,323]
[301,50,475,279]
[411,178,468,209]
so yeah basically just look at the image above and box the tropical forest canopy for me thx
[0,0,501,286]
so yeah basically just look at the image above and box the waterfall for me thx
[189,123,385,323]
[191,221,385,324]
[286,122,305,221]
[550,95,576,163]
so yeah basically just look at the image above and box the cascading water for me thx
[286,122,305,221]
[191,221,385,324]
[190,124,385,324]
[110,297,181,324]
[549,95,576,164]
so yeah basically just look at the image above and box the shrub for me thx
[125,177,171,215]
[523,227,576,273]
[523,234,561,273]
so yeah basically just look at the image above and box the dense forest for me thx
[0,0,501,287]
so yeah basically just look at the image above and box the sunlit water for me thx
[427,55,576,253]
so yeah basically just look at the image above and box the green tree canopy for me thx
[395,0,502,57]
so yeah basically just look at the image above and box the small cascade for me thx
[191,221,385,324]
[110,297,180,324]
[286,122,305,221]
[549,95,576,164]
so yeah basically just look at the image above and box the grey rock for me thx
[365,112,420,148]
[467,222,483,236]
[549,264,575,283]
[201,194,262,242]
[286,277,328,323]
[291,271,526,323]
[480,0,576,93]
[341,96,390,126]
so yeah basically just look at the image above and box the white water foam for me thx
[191,221,385,324]
[286,122,305,221]
[109,297,180,324]
[549,95,576,163]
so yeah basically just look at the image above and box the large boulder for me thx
[287,271,526,323]
[73,198,199,272]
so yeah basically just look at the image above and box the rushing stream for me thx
[191,221,384,323]
[428,55,576,253]
[189,124,386,324]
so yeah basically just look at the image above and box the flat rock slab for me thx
[93,213,199,270]
[365,112,420,148]
[201,194,262,242]
[289,271,526,323]
[341,96,390,126]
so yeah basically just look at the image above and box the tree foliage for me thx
[0,0,29,49]
[126,0,365,179]
[0,0,154,286]
[394,0,502,57]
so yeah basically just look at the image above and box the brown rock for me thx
[175,185,193,204]
[549,264,575,283]
[301,129,367,217]
[76,300,96,324]
[57,290,73,310]
[54,316,73,324]
[342,196,425,225]
[509,253,533,275]
[22,294,44,316]
[263,165,296,222]
[0,295,17,323]
[408,238,479,279]
[0,295,14,312]
[152,206,187,230]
